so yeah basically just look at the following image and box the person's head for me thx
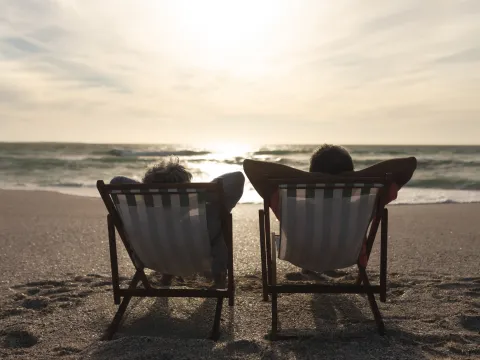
[143,157,193,184]
[309,144,354,174]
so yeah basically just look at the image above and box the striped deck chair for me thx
[97,180,234,341]
[258,175,392,339]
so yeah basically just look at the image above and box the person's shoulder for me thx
[352,157,417,188]
[211,171,245,185]
[229,171,245,178]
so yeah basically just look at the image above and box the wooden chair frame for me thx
[97,180,235,341]
[258,175,392,339]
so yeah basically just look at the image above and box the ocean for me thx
[1,142,479,205]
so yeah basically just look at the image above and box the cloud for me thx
[3,37,45,54]
[28,25,69,43]
[0,0,479,144]
[360,7,419,34]
[434,47,480,64]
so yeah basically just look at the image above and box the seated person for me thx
[243,144,417,275]
[111,157,245,287]
[243,144,417,218]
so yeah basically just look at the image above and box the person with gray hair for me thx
[142,158,193,183]
[110,157,245,287]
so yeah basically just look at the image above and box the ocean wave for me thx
[2,155,479,190]
[107,149,211,157]
[186,156,307,168]
[416,158,480,168]
[0,155,159,170]
[392,198,480,205]
[4,154,478,171]
[253,149,311,156]
[1,143,480,201]
[408,178,480,190]
[40,182,95,188]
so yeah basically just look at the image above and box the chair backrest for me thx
[268,178,388,272]
[98,182,226,277]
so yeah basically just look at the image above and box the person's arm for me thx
[243,159,313,200]
[211,171,245,212]
[349,156,417,205]
[110,176,140,185]
[351,157,417,189]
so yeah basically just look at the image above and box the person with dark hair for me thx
[243,144,416,276]
[309,144,354,173]
[243,144,417,219]
[110,157,245,287]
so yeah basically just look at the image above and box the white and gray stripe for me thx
[110,189,212,277]
[278,183,383,272]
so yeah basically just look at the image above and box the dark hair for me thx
[309,144,354,174]
[143,157,193,183]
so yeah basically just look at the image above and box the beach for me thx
[0,189,479,359]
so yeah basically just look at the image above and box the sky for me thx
[0,0,479,145]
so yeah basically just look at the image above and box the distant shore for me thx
[0,190,479,359]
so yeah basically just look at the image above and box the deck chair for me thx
[258,174,392,339]
[97,180,234,341]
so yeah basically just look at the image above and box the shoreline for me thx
[2,186,480,206]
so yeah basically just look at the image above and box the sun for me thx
[163,1,287,75]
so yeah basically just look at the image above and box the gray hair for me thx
[142,157,193,184]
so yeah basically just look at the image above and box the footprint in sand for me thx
[461,315,480,333]
[435,278,480,299]
[436,282,476,290]
[466,288,480,298]
[3,274,115,317]
[459,277,480,283]
[1,329,38,349]
[53,346,82,355]
[390,289,405,297]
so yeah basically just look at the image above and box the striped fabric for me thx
[110,188,212,277]
[277,183,383,272]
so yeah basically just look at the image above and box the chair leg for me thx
[365,217,381,260]
[271,292,278,340]
[259,210,269,301]
[103,294,133,340]
[359,267,385,335]
[380,209,388,303]
[270,232,278,340]
[210,297,224,341]
[264,211,273,296]
[228,268,234,307]
[107,215,121,305]
[227,213,235,307]
[356,216,382,286]
[103,271,142,340]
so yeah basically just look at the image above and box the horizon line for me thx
[0,141,479,147]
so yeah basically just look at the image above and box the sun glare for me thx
[164,1,288,75]
[209,142,252,157]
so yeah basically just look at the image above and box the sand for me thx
[0,189,479,359]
